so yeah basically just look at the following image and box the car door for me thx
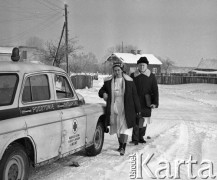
[19,73,62,163]
[54,73,87,155]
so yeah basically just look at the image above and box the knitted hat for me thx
[137,57,149,65]
[113,61,124,70]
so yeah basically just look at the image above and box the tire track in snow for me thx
[142,118,205,180]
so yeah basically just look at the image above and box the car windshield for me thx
[0,74,18,106]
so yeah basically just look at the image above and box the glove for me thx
[150,104,156,109]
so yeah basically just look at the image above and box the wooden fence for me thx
[155,74,217,84]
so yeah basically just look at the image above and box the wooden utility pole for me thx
[122,41,124,53]
[53,22,65,66]
[65,4,69,74]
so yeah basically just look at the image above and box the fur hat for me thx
[113,61,124,70]
[137,57,149,65]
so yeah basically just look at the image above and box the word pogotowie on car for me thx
[0,58,106,180]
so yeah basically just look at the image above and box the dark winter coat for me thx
[98,74,141,129]
[130,69,159,117]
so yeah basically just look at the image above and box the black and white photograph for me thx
[0,0,217,180]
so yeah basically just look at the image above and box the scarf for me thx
[110,74,127,126]
[134,69,151,77]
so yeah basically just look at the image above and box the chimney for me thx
[131,50,136,55]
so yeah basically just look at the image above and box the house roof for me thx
[191,69,217,74]
[169,66,195,74]
[0,47,14,54]
[107,53,162,65]
[196,59,217,70]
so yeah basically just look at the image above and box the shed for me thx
[190,59,217,75]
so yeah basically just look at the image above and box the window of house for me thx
[55,75,74,99]
[152,68,157,74]
[22,74,50,102]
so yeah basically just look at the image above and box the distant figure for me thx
[11,47,20,62]
[98,62,141,155]
[130,57,159,144]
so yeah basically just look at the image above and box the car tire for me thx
[85,121,104,156]
[0,143,29,180]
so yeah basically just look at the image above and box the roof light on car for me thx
[11,47,20,62]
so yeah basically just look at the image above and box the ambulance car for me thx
[0,59,106,180]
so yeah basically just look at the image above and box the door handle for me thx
[22,109,32,114]
[58,104,65,108]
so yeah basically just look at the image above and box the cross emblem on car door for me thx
[72,119,78,134]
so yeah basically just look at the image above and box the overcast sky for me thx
[0,0,217,67]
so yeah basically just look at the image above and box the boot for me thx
[139,138,146,143]
[117,138,123,152]
[131,125,139,145]
[117,138,122,152]
[139,127,146,143]
[120,143,126,156]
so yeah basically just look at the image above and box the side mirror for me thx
[77,92,85,105]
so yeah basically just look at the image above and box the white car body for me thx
[0,61,105,180]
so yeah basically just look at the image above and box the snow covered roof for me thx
[107,53,162,65]
[196,59,217,70]
[0,47,14,54]
[169,66,195,74]
[190,69,217,74]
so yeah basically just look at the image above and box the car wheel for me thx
[86,121,104,156]
[0,143,29,180]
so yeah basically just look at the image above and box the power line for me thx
[0,4,61,15]
[0,3,63,23]
[0,13,61,24]
[34,0,63,13]
[0,9,59,18]
[0,13,63,43]
[44,0,63,11]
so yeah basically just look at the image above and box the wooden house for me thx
[106,52,162,75]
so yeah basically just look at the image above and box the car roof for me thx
[0,61,66,74]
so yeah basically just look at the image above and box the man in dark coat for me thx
[131,57,159,144]
[98,62,141,155]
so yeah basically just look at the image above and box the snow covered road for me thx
[29,78,217,180]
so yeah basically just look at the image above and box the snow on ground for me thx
[29,75,217,180]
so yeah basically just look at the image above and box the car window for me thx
[22,74,50,103]
[0,74,18,106]
[55,75,74,99]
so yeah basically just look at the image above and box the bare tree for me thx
[158,57,175,74]
[41,37,82,68]
[69,52,99,73]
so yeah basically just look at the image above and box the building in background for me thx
[0,47,14,61]
[0,46,41,63]
[190,58,217,75]
[106,51,162,75]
